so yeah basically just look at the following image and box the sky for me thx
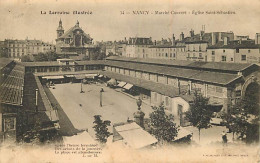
[0,0,259,43]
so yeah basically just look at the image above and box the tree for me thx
[34,51,58,62]
[34,52,48,62]
[0,49,8,58]
[21,55,32,62]
[223,83,259,143]
[185,91,214,142]
[149,103,179,144]
[46,51,59,61]
[93,115,112,144]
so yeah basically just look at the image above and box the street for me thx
[49,83,154,137]
[50,82,235,145]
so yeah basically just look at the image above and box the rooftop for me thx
[104,60,242,85]
[0,63,25,106]
[113,122,157,149]
[208,40,260,49]
[106,56,255,73]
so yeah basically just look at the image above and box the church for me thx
[55,19,99,60]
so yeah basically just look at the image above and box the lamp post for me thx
[80,79,84,93]
[35,89,38,113]
[100,88,104,107]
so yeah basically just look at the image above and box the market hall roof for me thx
[104,60,243,86]
[100,70,180,98]
[0,61,25,106]
[106,56,256,73]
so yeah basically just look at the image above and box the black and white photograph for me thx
[0,0,259,162]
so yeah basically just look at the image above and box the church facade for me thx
[55,20,99,60]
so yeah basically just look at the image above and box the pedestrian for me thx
[222,131,228,146]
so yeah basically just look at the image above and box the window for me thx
[241,55,246,61]
[173,53,176,58]
[248,50,250,53]
[231,58,233,61]
[165,53,168,57]
[4,117,16,131]
[199,53,202,58]
[222,56,226,62]
[212,51,215,55]
[223,50,225,53]
[170,53,172,57]
[236,48,239,53]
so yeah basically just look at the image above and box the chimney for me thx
[200,31,204,40]
[218,32,222,41]
[134,98,145,128]
[238,38,242,44]
[255,33,260,44]
[224,37,229,45]
[180,32,184,41]
[190,29,194,37]
[172,34,175,46]
[211,32,217,45]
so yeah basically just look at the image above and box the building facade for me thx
[100,56,259,126]
[124,37,153,58]
[4,39,55,59]
[207,36,260,64]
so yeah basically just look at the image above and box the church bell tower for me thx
[57,19,64,38]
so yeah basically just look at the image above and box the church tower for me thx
[57,19,64,38]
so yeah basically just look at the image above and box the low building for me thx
[0,59,24,143]
[100,56,259,126]
[22,59,105,74]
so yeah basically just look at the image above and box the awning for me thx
[74,74,85,80]
[210,118,222,125]
[208,102,223,112]
[117,81,127,87]
[63,131,96,144]
[65,75,75,78]
[173,127,193,141]
[85,74,98,79]
[123,83,133,90]
[42,76,64,80]
[114,122,157,149]
[107,78,117,85]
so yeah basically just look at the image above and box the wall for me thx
[207,49,235,62]
[235,48,260,63]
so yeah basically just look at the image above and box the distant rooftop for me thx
[208,40,260,49]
